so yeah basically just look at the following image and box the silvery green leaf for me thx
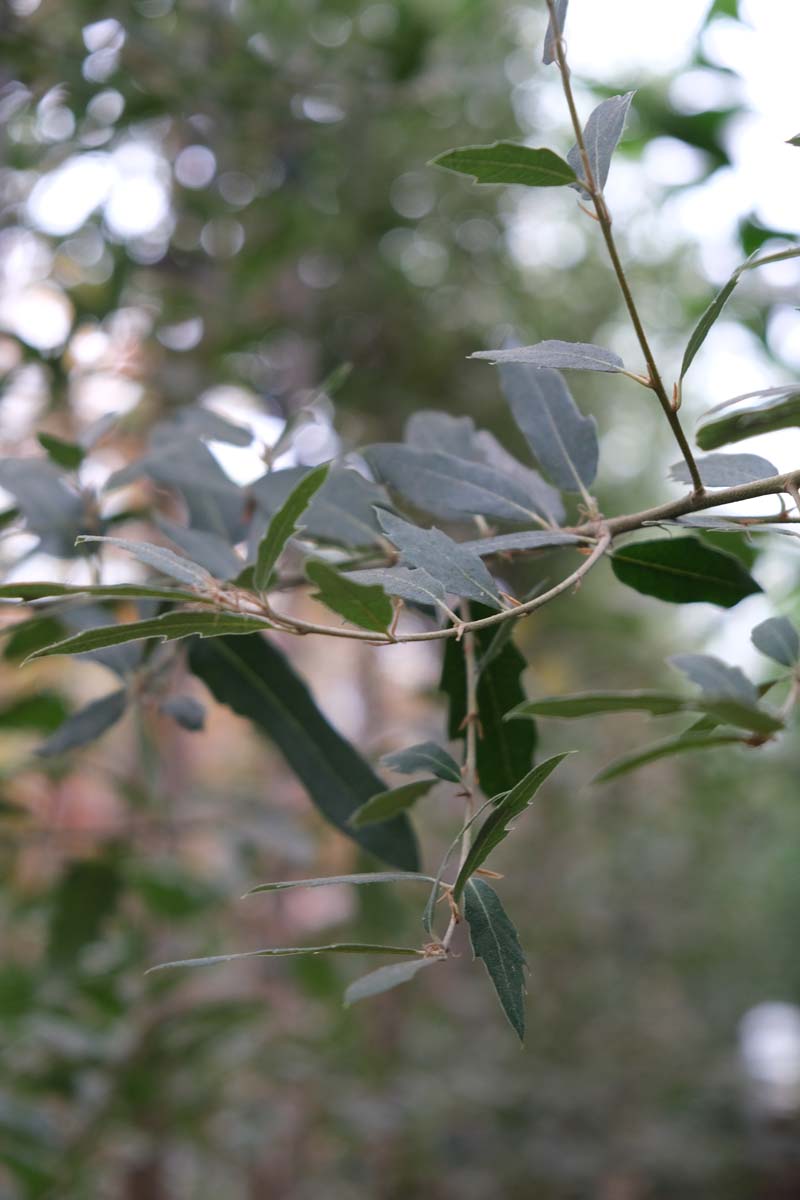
[405,411,478,459]
[669,453,777,487]
[0,459,84,554]
[472,340,624,373]
[696,391,800,451]
[465,879,527,1042]
[595,732,745,783]
[159,694,206,731]
[471,431,565,524]
[344,957,439,1006]
[669,653,757,704]
[542,0,568,64]
[252,466,389,547]
[246,872,435,896]
[751,616,800,668]
[567,92,635,198]
[649,516,800,539]
[376,511,502,609]
[174,406,253,446]
[499,363,598,491]
[703,384,800,420]
[28,612,269,661]
[381,742,462,784]
[459,531,582,556]
[363,444,554,524]
[157,519,242,580]
[76,536,213,588]
[148,944,425,973]
[345,566,448,610]
[37,689,127,757]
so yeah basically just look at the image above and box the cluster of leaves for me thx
[2,0,799,1044]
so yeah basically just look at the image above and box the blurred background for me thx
[2,0,800,1196]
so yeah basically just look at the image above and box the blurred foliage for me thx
[2,0,800,1197]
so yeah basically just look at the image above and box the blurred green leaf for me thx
[350,779,436,828]
[344,957,439,1006]
[611,537,761,607]
[48,858,123,970]
[306,559,393,634]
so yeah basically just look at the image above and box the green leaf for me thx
[696,390,800,450]
[0,691,68,733]
[464,879,527,1042]
[611,537,761,607]
[441,606,536,797]
[254,463,330,591]
[381,741,462,783]
[432,142,577,188]
[48,858,122,970]
[344,957,440,1006]
[0,581,212,604]
[594,732,745,783]
[788,133,800,147]
[506,691,688,719]
[188,635,418,869]
[246,872,436,896]
[148,943,425,973]
[751,616,800,668]
[350,779,436,828]
[306,559,393,633]
[37,433,85,470]
[453,753,570,901]
[681,245,800,380]
[26,611,270,661]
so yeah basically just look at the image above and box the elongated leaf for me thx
[36,689,127,757]
[688,697,783,735]
[669,453,778,487]
[0,581,212,604]
[0,458,84,555]
[344,957,439,1006]
[174,406,253,446]
[246,872,435,896]
[669,653,757,703]
[595,732,745,783]
[432,142,577,188]
[376,512,502,609]
[188,634,418,869]
[788,133,800,147]
[306,559,392,633]
[472,340,624,373]
[37,433,85,470]
[453,753,570,900]
[405,411,478,458]
[441,605,536,797]
[254,463,330,591]
[459,531,581,556]
[506,691,688,719]
[465,879,527,1041]
[148,943,425,973]
[542,0,568,63]
[345,566,449,612]
[28,612,269,661]
[751,616,800,668]
[696,391,800,450]
[364,444,555,524]
[0,691,68,733]
[157,519,242,581]
[76,535,213,588]
[252,466,390,547]
[648,516,800,540]
[350,779,436,828]
[159,694,206,731]
[567,92,635,198]
[381,742,462,783]
[499,363,598,491]
[681,246,800,380]
[704,384,800,420]
[611,537,761,607]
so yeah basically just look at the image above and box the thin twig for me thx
[543,0,704,496]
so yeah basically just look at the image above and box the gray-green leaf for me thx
[567,92,635,198]
[668,653,757,703]
[669,453,778,487]
[254,463,330,591]
[542,0,568,64]
[431,142,577,188]
[696,390,800,451]
[376,511,502,609]
[499,363,598,492]
[472,340,624,373]
[246,872,435,897]
[148,943,425,973]
[36,689,128,757]
[350,780,437,828]
[306,559,393,633]
[465,879,527,1042]
[751,616,800,668]
[76,535,213,588]
[345,566,449,612]
[506,691,688,719]
[344,957,439,1006]
[595,732,745,783]
[27,611,269,661]
[381,742,462,783]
